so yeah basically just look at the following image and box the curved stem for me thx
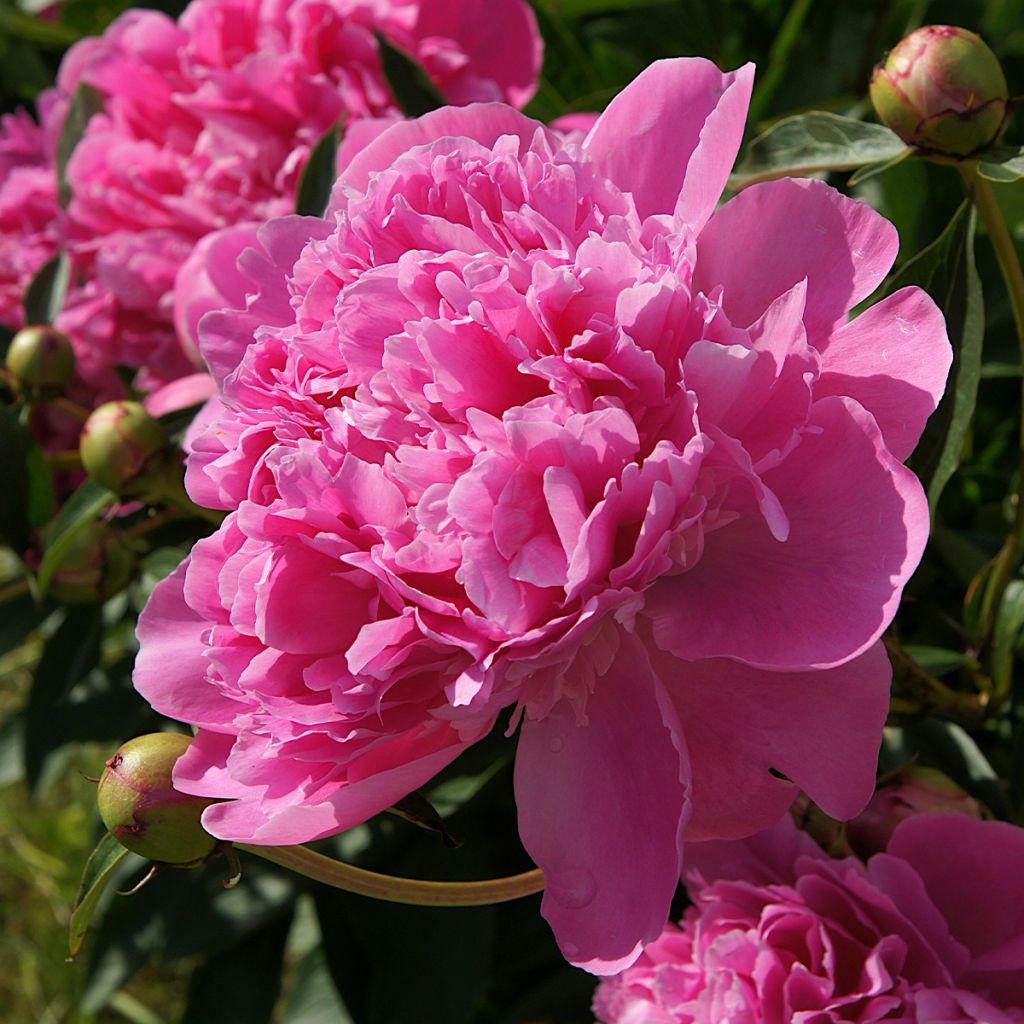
[960,165,1024,696]
[238,843,544,907]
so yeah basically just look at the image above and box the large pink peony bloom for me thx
[0,0,541,391]
[134,58,951,972]
[593,813,1024,1022]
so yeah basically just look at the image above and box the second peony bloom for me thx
[134,58,951,973]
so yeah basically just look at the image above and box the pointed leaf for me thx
[69,832,132,960]
[886,200,983,513]
[296,124,341,218]
[37,478,114,595]
[57,81,104,206]
[730,112,908,188]
[23,251,71,326]
[280,946,353,1024]
[847,147,912,186]
[374,31,445,117]
[0,405,56,551]
[978,145,1024,183]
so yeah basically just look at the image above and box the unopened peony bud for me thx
[5,325,75,396]
[48,522,136,603]
[80,401,169,498]
[870,25,1009,157]
[97,733,218,864]
[847,765,984,857]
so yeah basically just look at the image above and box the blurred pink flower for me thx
[0,0,542,392]
[594,813,1024,1023]
[134,58,950,972]
[0,93,61,330]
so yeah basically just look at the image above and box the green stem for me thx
[238,843,544,907]
[961,165,1024,693]
[0,577,29,605]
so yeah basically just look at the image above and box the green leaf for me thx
[978,145,1024,183]
[83,858,298,1012]
[295,124,341,218]
[888,200,983,513]
[280,947,353,1024]
[0,405,56,551]
[730,112,908,188]
[57,82,105,207]
[68,832,133,960]
[901,644,976,678]
[373,31,445,117]
[24,605,103,788]
[37,478,114,595]
[847,147,912,187]
[181,912,294,1024]
[0,588,50,658]
[22,251,71,327]
[990,578,1024,698]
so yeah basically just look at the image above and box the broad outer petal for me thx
[816,286,952,460]
[133,560,237,728]
[514,628,690,975]
[330,103,549,213]
[584,58,754,226]
[887,814,1024,1005]
[648,397,929,669]
[656,641,891,841]
[694,178,899,337]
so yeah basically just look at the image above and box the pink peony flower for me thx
[0,93,61,330]
[134,58,951,972]
[593,813,1024,1022]
[0,0,542,392]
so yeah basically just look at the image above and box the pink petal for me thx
[513,629,690,974]
[887,814,1024,1005]
[648,397,929,669]
[683,813,825,888]
[133,560,237,728]
[331,103,548,212]
[411,0,543,108]
[656,642,891,841]
[694,178,899,336]
[584,58,753,226]
[143,372,216,418]
[816,286,952,460]
[199,721,480,844]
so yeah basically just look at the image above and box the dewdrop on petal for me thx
[870,25,1009,157]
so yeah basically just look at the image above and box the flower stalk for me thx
[238,843,544,907]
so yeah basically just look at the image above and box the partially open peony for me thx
[134,58,951,972]
[593,813,1024,1022]
[0,0,542,391]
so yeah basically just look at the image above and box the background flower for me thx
[0,0,543,393]
[593,813,1024,1023]
[134,57,949,972]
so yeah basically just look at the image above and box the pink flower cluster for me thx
[0,0,542,391]
[134,58,950,972]
[594,813,1024,1023]
[0,94,60,329]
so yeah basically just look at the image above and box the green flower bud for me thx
[80,401,169,498]
[870,25,1009,157]
[47,522,136,604]
[97,733,219,865]
[5,325,75,396]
